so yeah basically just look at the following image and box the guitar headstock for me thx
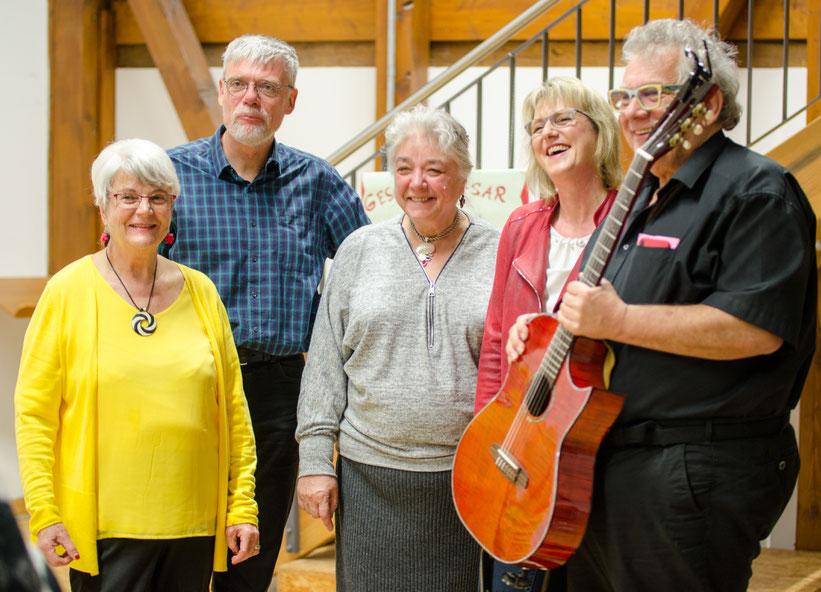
[639,41,717,162]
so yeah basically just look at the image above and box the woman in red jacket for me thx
[475,76,622,592]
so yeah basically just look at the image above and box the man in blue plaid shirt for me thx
[163,34,370,592]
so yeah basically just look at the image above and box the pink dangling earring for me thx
[164,233,175,245]
[100,231,110,246]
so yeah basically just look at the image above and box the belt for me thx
[602,414,789,448]
[236,348,303,366]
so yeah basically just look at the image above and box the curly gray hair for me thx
[622,18,742,130]
[384,104,473,182]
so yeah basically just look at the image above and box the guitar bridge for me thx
[490,443,529,488]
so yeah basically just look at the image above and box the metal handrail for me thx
[330,0,820,179]
[325,0,564,167]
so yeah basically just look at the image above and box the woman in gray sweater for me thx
[295,105,499,591]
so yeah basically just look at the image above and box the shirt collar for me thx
[211,125,281,182]
[668,130,728,190]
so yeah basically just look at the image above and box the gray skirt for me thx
[336,456,480,591]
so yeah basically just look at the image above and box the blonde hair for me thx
[522,77,622,202]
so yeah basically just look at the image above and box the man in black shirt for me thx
[508,18,816,592]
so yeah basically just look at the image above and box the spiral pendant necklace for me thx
[105,248,158,336]
[408,210,461,266]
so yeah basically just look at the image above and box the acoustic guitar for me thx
[452,44,718,569]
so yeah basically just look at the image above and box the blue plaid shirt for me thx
[163,126,370,355]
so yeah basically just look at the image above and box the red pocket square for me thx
[637,233,680,249]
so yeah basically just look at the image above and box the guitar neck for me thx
[535,150,656,386]
[579,149,655,288]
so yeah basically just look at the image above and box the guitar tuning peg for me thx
[705,109,715,120]
[682,139,692,150]
[669,133,681,147]
[693,103,705,117]
[681,118,693,131]
[693,124,704,136]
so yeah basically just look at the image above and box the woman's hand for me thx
[297,475,338,532]
[225,522,260,565]
[37,522,79,567]
[505,313,540,364]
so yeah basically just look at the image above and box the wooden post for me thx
[48,0,111,274]
[374,0,431,169]
[808,0,820,122]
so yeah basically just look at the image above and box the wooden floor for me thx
[275,544,821,592]
[15,509,821,592]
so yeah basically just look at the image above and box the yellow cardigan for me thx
[15,255,258,575]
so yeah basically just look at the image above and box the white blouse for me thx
[543,227,592,314]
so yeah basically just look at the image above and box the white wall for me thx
[0,0,48,500]
[0,1,808,548]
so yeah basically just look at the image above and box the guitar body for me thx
[452,314,624,568]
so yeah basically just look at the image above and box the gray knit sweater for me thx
[296,214,500,475]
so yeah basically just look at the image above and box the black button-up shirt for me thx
[584,132,817,424]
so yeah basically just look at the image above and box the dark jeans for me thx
[69,537,214,592]
[211,354,303,592]
[566,424,800,592]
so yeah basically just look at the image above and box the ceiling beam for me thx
[127,0,221,140]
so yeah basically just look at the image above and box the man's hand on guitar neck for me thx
[558,279,628,341]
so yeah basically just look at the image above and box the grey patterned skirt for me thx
[335,456,481,591]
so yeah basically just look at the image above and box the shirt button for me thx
[251,221,257,227]
[252,256,258,262]
[622,244,629,251]
[253,327,259,333]
[251,291,258,298]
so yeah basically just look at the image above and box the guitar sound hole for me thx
[525,375,553,416]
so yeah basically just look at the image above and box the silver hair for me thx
[384,104,473,181]
[521,76,623,202]
[622,18,742,130]
[91,139,180,209]
[222,34,299,86]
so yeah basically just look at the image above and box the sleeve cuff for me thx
[298,434,336,478]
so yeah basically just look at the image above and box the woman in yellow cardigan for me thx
[15,138,259,591]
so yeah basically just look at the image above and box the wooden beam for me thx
[716,0,747,40]
[114,0,376,44]
[111,0,811,47]
[49,0,109,274]
[797,294,821,551]
[127,0,220,141]
[0,279,48,319]
[395,0,430,105]
[809,0,820,122]
[374,0,387,165]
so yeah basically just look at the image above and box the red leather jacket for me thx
[474,191,617,412]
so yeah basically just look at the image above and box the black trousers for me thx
[565,424,799,592]
[211,354,303,592]
[69,537,214,592]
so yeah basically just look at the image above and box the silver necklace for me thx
[407,210,461,266]
[105,248,158,336]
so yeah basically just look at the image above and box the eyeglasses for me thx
[524,108,591,136]
[110,193,176,209]
[224,77,293,99]
[608,84,682,111]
